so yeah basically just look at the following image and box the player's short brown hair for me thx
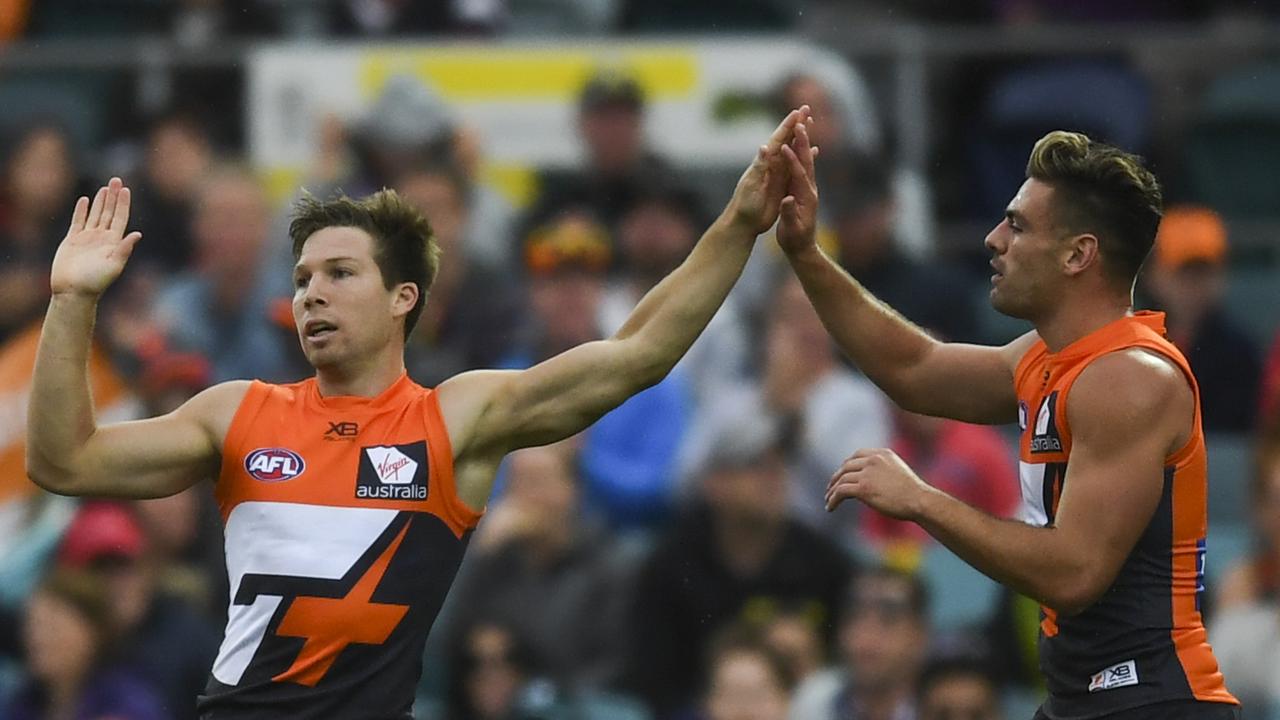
[289,189,441,339]
[1026,131,1163,283]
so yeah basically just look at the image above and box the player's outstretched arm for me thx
[776,123,1034,425]
[26,178,244,499]
[438,109,812,501]
[826,349,1190,614]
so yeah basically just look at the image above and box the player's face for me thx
[292,227,409,371]
[984,178,1068,321]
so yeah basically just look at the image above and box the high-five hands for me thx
[777,120,820,254]
[727,105,821,236]
[50,177,143,298]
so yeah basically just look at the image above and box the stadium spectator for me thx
[703,625,796,720]
[682,274,890,546]
[531,70,672,230]
[2,569,167,720]
[1216,422,1280,611]
[627,409,851,718]
[151,164,294,383]
[500,208,690,529]
[1261,336,1280,428]
[125,111,214,274]
[789,566,930,720]
[446,620,545,720]
[0,121,90,343]
[54,501,220,720]
[761,605,828,690]
[0,318,137,614]
[600,175,749,404]
[860,402,1019,552]
[308,76,516,271]
[827,150,979,343]
[1144,205,1261,433]
[396,161,522,386]
[776,61,935,257]
[917,654,1004,720]
[447,443,630,691]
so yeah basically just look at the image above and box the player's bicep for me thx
[70,381,245,498]
[442,340,644,458]
[1052,352,1192,602]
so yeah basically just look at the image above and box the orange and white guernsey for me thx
[198,373,482,719]
[1013,311,1237,719]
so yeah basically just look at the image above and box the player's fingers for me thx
[766,109,802,152]
[100,178,122,231]
[109,186,132,233]
[781,144,809,185]
[86,186,108,229]
[794,122,817,179]
[114,231,143,261]
[68,196,89,234]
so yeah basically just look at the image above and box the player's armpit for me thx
[1048,349,1195,612]
[28,380,248,499]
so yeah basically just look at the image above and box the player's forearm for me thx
[26,293,102,491]
[913,488,1100,615]
[613,211,755,382]
[784,244,940,411]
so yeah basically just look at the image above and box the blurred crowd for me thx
[2,4,1280,720]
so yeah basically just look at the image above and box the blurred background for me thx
[1,1,1279,719]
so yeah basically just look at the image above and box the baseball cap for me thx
[57,502,147,568]
[523,213,612,276]
[1154,206,1227,269]
[579,70,644,113]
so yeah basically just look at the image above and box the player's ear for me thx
[391,282,419,317]
[1063,232,1100,277]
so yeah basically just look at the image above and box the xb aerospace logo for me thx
[245,448,306,482]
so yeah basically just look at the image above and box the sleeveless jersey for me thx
[197,373,482,719]
[1013,312,1236,719]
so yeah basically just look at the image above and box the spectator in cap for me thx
[599,175,751,404]
[1143,205,1261,433]
[55,502,220,720]
[625,408,852,718]
[499,209,691,530]
[3,569,168,720]
[530,69,672,229]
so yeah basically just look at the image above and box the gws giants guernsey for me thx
[198,373,482,719]
[1014,312,1236,719]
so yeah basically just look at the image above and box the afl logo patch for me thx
[244,448,306,482]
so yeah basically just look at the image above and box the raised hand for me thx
[50,178,143,297]
[777,120,821,255]
[726,106,813,235]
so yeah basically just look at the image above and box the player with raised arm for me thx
[26,107,815,719]
[776,123,1238,719]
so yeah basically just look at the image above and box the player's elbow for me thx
[1044,570,1111,616]
[25,456,84,496]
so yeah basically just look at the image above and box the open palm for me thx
[50,178,143,297]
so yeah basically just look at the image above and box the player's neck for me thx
[1034,287,1134,353]
[314,349,407,398]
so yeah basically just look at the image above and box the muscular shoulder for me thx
[1068,348,1194,452]
[176,380,253,448]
